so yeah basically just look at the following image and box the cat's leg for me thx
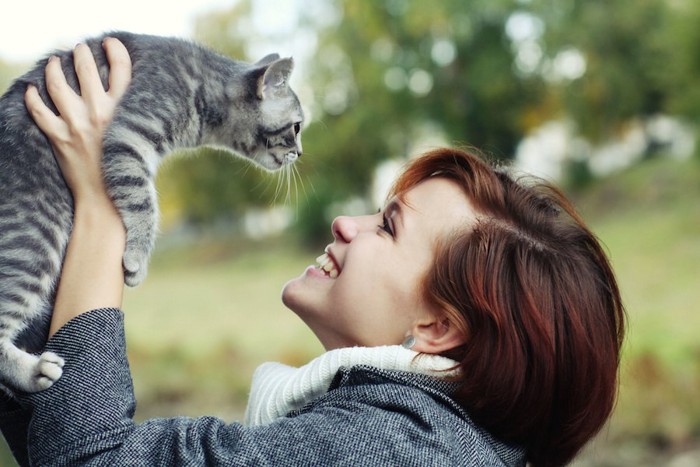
[103,160,158,287]
[0,342,64,392]
[101,118,162,287]
[0,217,67,392]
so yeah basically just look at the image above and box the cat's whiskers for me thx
[291,163,302,209]
[268,160,304,210]
[273,165,286,204]
[290,165,296,205]
[295,156,314,201]
[283,164,291,204]
[288,162,308,219]
[287,163,294,206]
[285,162,297,207]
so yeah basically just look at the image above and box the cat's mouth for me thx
[264,151,299,170]
[315,250,340,278]
[282,152,298,164]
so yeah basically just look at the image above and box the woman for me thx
[1,39,624,466]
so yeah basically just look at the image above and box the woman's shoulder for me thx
[293,365,526,466]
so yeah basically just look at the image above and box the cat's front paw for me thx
[33,351,65,391]
[123,250,149,287]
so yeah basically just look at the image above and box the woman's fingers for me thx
[24,84,68,141]
[44,55,80,120]
[103,37,132,99]
[26,38,131,162]
[73,42,114,128]
[73,43,104,105]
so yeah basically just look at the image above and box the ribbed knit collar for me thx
[244,345,459,426]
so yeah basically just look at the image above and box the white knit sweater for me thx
[244,345,459,426]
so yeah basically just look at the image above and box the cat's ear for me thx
[254,53,281,67]
[256,58,294,100]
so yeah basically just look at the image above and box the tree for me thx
[533,0,688,143]
[653,0,700,125]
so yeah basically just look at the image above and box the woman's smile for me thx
[315,249,341,278]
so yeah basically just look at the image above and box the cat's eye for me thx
[293,122,301,135]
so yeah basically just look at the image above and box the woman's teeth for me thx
[315,253,339,278]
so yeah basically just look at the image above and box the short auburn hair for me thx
[389,148,625,467]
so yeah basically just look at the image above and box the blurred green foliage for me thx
[657,0,700,121]
[537,0,700,140]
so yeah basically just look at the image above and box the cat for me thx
[0,31,304,394]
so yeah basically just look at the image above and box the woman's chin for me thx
[280,272,311,314]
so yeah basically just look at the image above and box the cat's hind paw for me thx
[33,351,64,391]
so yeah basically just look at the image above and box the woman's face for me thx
[282,177,478,350]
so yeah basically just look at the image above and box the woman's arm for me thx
[24,38,132,336]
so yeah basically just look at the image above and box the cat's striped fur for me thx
[0,31,304,393]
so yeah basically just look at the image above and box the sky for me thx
[0,0,239,63]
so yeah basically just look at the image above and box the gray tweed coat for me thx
[1,308,525,466]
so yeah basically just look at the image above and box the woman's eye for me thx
[378,215,394,236]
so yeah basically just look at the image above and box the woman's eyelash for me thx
[378,214,394,236]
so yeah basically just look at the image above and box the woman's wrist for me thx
[75,210,125,241]
[50,198,126,336]
[73,192,122,221]
[73,196,126,241]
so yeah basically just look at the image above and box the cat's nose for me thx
[296,141,303,158]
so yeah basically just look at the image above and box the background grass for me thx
[2,154,699,465]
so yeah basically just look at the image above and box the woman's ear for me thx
[410,317,467,354]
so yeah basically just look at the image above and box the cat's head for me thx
[214,54,304,172]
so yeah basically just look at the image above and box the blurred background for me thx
[1,0,699,465]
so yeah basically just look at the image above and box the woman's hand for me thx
[24,38,133,336]
[24,38,132,204]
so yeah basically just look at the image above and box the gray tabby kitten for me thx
[0,31,304,394]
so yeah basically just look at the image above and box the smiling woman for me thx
[0,39,624,467]
[285,147,625,465]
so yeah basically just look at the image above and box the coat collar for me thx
[244,345,459,426]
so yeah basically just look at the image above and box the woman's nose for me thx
[331,216,359,243]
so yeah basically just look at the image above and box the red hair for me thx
[390,148,625,467]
